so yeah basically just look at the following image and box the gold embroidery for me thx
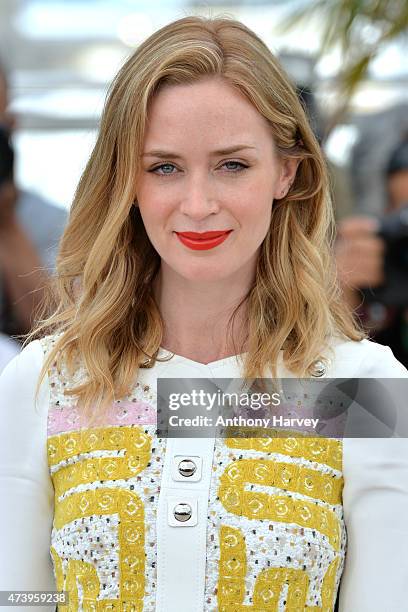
[221,459,342,505]
[218,525,340,611]
[217,435,344,610]
[65,559,100,610]
[225,433,343,471]
[50,546,64,591]
[51,547,144,611]
[48,426,151,610]
[218,458,342,551]
[48,427,151,496]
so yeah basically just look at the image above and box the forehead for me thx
[144,77,271,145]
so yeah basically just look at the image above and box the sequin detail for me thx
[40,334,346,611]
[204,436,346,610]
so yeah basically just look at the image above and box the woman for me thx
[1,15,407,612]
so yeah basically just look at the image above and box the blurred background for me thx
[0,0,407,372]
[1,0,407,212]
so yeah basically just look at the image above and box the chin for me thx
[176,261,235,283]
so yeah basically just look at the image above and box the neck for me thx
[152,264,253,363]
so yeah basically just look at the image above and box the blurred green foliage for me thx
[278,0,408,135]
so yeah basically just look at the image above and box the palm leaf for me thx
[275,0,408,135]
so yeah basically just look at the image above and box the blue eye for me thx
[151,163,176,175]
[149,160,249,176]
[222,161,247,171]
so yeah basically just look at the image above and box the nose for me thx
[178,174,220,220]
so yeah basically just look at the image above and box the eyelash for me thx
[148,160,249,176]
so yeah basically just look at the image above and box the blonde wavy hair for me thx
[25,15,366,424]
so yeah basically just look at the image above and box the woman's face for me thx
[136,76,297,284]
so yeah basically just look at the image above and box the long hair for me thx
[25,15,366,424]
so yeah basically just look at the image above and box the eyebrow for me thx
[141,144,258,159]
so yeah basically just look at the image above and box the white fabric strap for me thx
[156,436,216,612]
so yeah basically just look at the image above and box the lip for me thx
[175,230,233,251]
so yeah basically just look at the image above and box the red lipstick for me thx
[175,230,233,250]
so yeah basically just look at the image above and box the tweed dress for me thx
[43,333,345,611]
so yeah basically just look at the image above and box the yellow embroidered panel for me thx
[225,433,343,471]
[48,425,163,611]
[205,434,345,611]
[43,333,346,611]
[48,426,345,611]
[218,525,340,611]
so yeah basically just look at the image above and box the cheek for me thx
[236,188,273,227]
[137,189,172,230]
[137,176,177,214]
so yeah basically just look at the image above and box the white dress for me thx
[0,333,20,375]
[0,334,407,612]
